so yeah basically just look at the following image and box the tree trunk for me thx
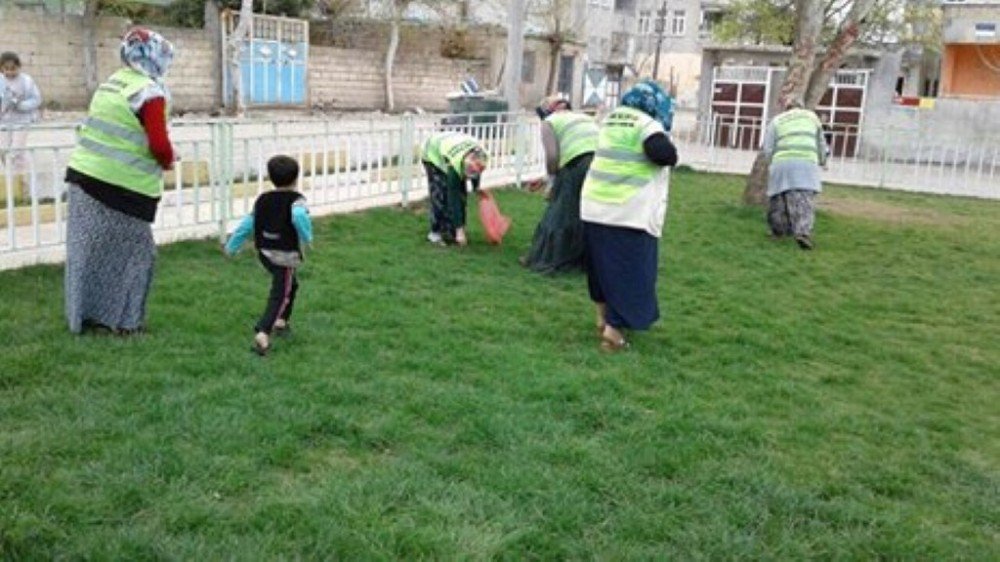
[804,0,878,108]
[544,19,562,96]
[385,16,400,112]
[742,0,824,206]
[545,39,561,96]
[504,0,525,110]
[227,0,254,116]
[82,0,99,98]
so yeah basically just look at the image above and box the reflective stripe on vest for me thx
[423,132,480,175]
[772,109,821,164]
[546,111,598,169]
[581,106,660,205]
[67,68,165,198]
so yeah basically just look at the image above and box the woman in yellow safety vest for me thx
[520,94,598,274]
[580,80,678,352]
[64,28,177,334]
[761,97,828,250]
[420,131,488,247]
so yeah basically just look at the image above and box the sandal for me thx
[600,338,630,353]
[599,334,630,353]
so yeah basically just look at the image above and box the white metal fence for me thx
[674,113,1000,200]
[3,110,999,270]
[0,112,544,270]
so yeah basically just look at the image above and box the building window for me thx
[700,9,722,36]
[671,10,686,36]
[638,10,651,35]
[522,51,536,83]
[615,0,636,11]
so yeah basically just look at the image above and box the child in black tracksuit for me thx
[224,155,313,355]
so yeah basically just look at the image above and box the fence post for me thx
[399,113,414,208]
[514,111,527,189]
[212,120,235,240]
[878,125,888,188]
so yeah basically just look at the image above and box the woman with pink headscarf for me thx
[64,28,177,335]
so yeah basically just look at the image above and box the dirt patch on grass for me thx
[820,197,965,227]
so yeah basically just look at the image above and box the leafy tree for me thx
[712,0,796,46]
[725,0,941,204]
[742,0,879,205]
[714,0,940,51]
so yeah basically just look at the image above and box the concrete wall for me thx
[943,2,1000,43]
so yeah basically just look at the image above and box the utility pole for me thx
[652,1,667,80]
[505,0,525,110]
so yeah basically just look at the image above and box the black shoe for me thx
[795,235,814,250]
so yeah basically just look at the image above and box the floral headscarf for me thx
[621,80,674,132]
[120,27,174,80]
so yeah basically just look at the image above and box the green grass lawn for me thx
[1,170,998,560]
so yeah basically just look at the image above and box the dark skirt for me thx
[522,153,592,274]
[584,221,660,331]
[64,183,156,333]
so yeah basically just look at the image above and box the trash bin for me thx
[442,92,509,139]
[446,95,509,122]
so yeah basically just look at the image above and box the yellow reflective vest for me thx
[545,111,598,169]
[67,68,167,198]
[422,131,482,176]
[771,108,822,164]
[581,106,670,237]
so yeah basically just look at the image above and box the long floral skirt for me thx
[64,183,155,333]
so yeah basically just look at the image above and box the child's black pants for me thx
[255,255,299,334]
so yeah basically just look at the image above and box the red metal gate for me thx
[709,66,771,149]
[709,67,869,156]
[815,70,868,157]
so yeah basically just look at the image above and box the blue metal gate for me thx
[224,13,308,107]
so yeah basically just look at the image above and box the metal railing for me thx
[672,113,1000,200]
[0,112,544,270]
[3,109,998,270]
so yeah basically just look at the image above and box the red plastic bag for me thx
[477,190,511,245]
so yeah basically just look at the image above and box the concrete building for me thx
[628,0,731,108]
[939,0,1000,98]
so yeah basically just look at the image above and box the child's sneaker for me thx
[251,332,270,356]
[273,320,291,337]
[426,232,445,246]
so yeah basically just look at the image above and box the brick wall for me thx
[310,45,487,111]
[1,9,491,113]
[0,10,217,112]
